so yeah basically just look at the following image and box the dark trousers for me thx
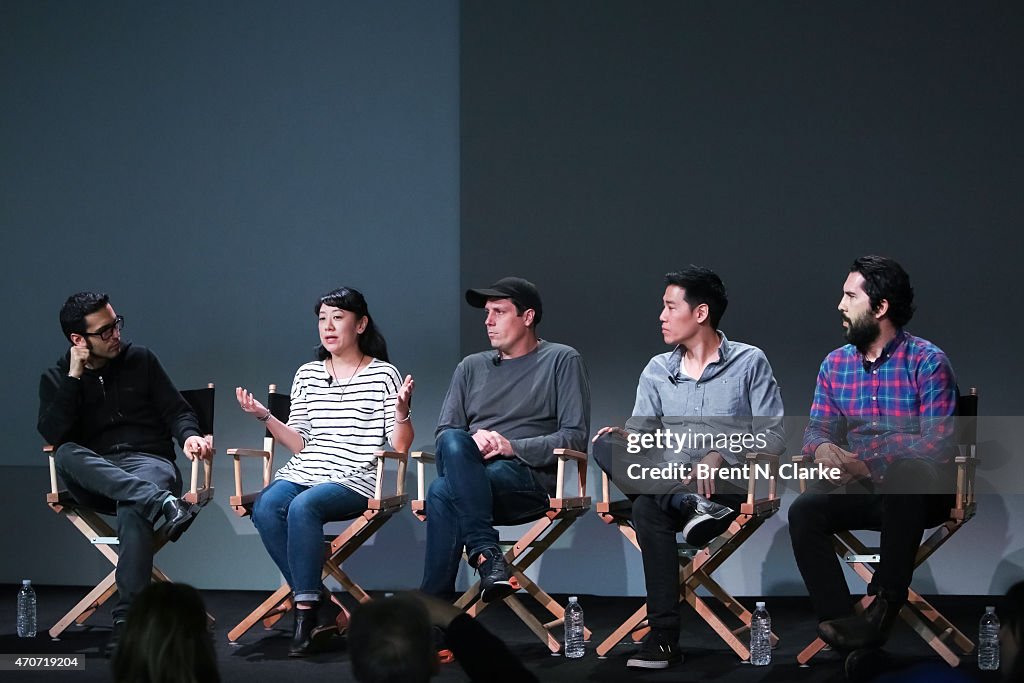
[419,430,550,598]
[787,458,954,622]
[592,434,744,640]
[53,442,181,620]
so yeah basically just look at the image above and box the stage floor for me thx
[0,586,997,682]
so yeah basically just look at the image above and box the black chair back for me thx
[181,385,215,436]
[955,387,978,448]
[266,391,290,439]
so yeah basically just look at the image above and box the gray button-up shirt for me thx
[625,332,786,465]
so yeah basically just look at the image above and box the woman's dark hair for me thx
[314,287,389,362]
[850,255,916,328]
[111,583,219,683]
[349,596,434,683]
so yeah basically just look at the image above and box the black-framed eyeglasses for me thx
[82,315,125,341]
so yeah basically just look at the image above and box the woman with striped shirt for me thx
[235,287,414,656]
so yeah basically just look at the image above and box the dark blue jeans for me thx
[251,479,368,602]
[419,430,550,597]
[53,442,181,621]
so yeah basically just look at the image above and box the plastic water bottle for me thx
[17,580,36,638]
[750,601,771,666]
[564,596,585,658]
[978,605,1000,670]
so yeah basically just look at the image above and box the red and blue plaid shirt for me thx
[802,330,958,480]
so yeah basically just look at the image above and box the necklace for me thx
[328,354,366,401]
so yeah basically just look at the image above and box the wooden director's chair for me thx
[45,383,216,639]
[795,388,980,667]
[412,446,592,654]
[595,451,782,661]
[226,384,408,643]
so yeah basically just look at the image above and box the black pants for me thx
[787,458,954,622]
[53,443,181,620]
[592,434,744,640]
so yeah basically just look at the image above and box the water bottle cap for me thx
[756,601,765,608]
[985,606,995,613]
[569,596,578,603]
[21,579,30,586]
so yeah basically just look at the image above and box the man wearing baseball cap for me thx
[420,276,591,606]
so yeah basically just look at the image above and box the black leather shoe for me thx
[289,608,318,657]
[844,648,897,682]
[678,494,738,547]
[161,497,199,542]
[288,596,342,657]
[818,595,902,651]
[104,619,126,658]
[315,593,343,634]
[477,548,516,603]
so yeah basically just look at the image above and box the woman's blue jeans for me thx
[252,479,368,603]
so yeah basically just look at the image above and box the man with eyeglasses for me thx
[38,292,212,655]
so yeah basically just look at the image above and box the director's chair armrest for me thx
[42,445,68,508]
[953,454,978,515]
[595,469,636,523]
[43,445,59,497]
[553,448,588,503]
[371,450,409,507]
[743,451,780,510]
[600,469,612,505]
[791,453,814,493]
[184,434,216,507]
[227,447,273,515]
[411,451,435,521]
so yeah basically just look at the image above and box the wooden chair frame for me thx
[45,383,216,639]
[226,383,408,643]
[412,447,592,654]
[794,388,979,667]
[594,451,781,661]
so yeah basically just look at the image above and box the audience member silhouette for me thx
[111,582,219,683]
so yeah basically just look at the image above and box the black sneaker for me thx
[477,549,516,603]
[679,494,737,547]
[104,619,126,658]
[626,634,683,669]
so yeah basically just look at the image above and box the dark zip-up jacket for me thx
[38,342,201,461]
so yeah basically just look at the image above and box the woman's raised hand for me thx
[236,386,269,418]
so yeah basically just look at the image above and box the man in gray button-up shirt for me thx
[593,266,785,670]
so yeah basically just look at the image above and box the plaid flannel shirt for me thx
[802,330,957,481]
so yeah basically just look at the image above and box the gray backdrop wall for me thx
[2,1,1021,600]
[458,1,1024,597]
[2,0,460,591]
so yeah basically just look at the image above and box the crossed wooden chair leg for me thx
[456,510,593,654]
[796,531,974,667]
[227,508,395,643]
[50,508,214,638]
[596,513,779,660]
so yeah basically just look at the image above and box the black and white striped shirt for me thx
[275,358,401,497]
